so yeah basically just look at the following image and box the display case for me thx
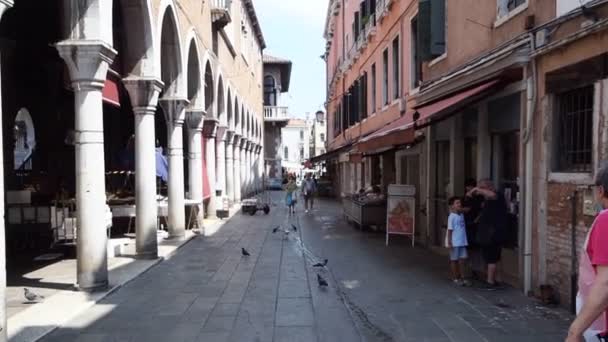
[342,197,386,231]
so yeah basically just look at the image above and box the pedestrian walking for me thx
[446,196,470,286]
[284,175,298,215]
[303,173,317,213]
[466,179,508,289]
[567,164,608,342]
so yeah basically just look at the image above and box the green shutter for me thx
[418,0,432,61]
[430,0,446,56]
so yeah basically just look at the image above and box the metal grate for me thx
[557,85,594,172]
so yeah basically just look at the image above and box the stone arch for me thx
[204,60,214,116]
[216,75,225,124]
[158,2,183,96]
[241,104,246,136]
[113,0,156,77]
[185,33,202,108]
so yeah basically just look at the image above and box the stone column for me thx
[204,118,218,218]
[0,2,14,338]
[56,40,116,290]
[240,139,248,198]
[186,110,205,229]
[215,126,227,209]
[225,130,235,204]
[159,97,189,239]
[123,77,163,258]
[256,145,262,192]
[233,134,242,202]
[247,143,253,193]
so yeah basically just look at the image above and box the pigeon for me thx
[317,274,328,287]
[241,248,251,257]
[24,288,44,302]
[272,226,280,233]
[292,224,298,232]
[313,259,329,268]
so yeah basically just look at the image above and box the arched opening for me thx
[227,90,233,130]
[264,75,277,106]
[234,98,240,131]
[204,62,214,116]
[13,108,35,172]
[217,77,225,123]
[155,5,182,151]
[186,40,201,106]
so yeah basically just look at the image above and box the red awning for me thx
[102,77,121,107]
[357,113,416,153]
[202,138,211,200]
[414,79,501,126]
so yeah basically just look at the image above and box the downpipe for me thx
[569,191,578,314]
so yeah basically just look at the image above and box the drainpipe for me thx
[523,33,537,295]
[569,191,578,314]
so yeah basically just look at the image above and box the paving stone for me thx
[274,326,317,342]
[276,298,314,327]
[201,315,236,332]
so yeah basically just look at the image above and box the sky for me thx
[253,0,329,119]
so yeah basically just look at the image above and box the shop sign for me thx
[386,184,416,246]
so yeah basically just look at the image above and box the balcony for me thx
[211,0,232,28]
[264,106,289,122]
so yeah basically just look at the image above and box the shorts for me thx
[481,243,502,264]
[450,246,468,261]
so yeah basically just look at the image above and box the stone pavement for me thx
[38,193,572,342]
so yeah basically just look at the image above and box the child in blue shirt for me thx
[447,197,470,286]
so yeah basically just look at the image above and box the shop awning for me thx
[309,143,353,164]
[414,79,501,127]
[102,76,121,107]
[357,113,416,153]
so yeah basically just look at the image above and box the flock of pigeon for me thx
[241,224,331,288]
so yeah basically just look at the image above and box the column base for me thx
[76,281,109,293]
[134,251,159,260]
[168,232,186,240]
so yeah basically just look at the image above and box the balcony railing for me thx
[264,106,289,121]
[211,0,232,28]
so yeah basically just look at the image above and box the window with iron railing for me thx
[554,85,594,173]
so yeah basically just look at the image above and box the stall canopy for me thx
[356,79,502,153]
[309,143,353,164]
[357,113,416,153]
[414,79,502,127]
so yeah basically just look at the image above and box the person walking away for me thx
[284,176,298,215]
[446,197,470,286]
[303,173,317,213]
[466,179,508,289]
[567,164,608,342]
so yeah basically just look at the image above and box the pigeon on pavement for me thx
[241,248,251,256]
[313,259,329,268]
[272,226,280,233]
[292,224,297,232]
[24,288,44,302]
[317,274,329,287]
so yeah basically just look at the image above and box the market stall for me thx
[342,186,386,231]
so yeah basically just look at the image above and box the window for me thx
[320,133,325,142]
[371,63,377,112]
[320,149,325,154]
[382,49,389,105]
[497,0,526,18]
[361,72,368,119]
[284,146,289,160]
[392,37,400,100]
[300,130,304,140]
[418,0,446,61]
[300,147,304,160]
[264,75,276,106]
[411,15,422,88]
[555,85,594,173]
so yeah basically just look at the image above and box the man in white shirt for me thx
[302,173,317,213]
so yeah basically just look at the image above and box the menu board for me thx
[386,184,416,246]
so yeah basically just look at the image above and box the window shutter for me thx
[362,73,368,119]
[417,0,432,61]
[354,12,360,40]
[430,0,446,56]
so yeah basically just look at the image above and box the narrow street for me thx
[41,192,571,342]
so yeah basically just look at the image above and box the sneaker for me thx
[453,279,463,286]
[461,279,472,287]
[305,210,309,213]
